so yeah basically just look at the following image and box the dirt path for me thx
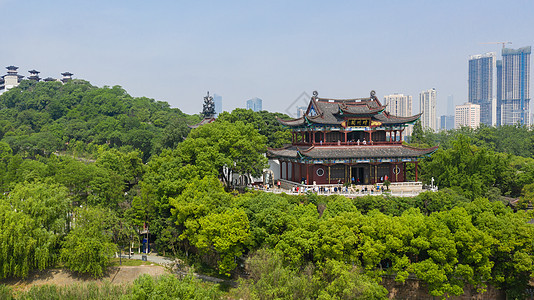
[1,265,168,291]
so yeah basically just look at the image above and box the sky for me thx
[1,0,533,117]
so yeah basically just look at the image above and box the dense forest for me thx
[1,80,534,299]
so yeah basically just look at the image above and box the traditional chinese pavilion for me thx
[268,91,437,185]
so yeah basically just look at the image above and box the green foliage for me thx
[177,120,268,185]
[171,178,250,275]
[0,276,220,299]
[54,158,124,208]
[192,208,251,276]
[126,273,221,300]
[0,80,198,161]
[217,108,292,148]
[234,249,387,300]
[429,123,534,158]
[60,207,118,277]
[421,135,515,199]
[0,182,69,278]
[12,281,129,300]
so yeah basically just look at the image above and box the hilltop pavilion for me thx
[268,91,437,185]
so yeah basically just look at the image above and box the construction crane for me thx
[481,41,512,49]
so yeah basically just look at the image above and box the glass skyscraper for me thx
[246,97,263,112]
[468,53,495,126]
[212,94,222,116]
[499,46,531,126]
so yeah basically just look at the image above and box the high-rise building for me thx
[499,46,531,126]
[447,95,455,116]
[383,93,413,139]
[246,97,262,112]
[212,94,222,116]
[440,115,455,130]
[455,103,480,129]
[419,88,437,131]
[468,52,495,126]
[496,60,503,125]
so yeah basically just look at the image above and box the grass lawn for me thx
[110,258,161,267]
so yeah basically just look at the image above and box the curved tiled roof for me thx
[268,144,438,160]
[278,94,420,127]
[374,112,422,124]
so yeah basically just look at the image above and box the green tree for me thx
[127,273,221,300]
[0,182,70,278]
[177,120,268,186]
[421,135,514,199]
[60,207,117,277]
[188,208,251,276]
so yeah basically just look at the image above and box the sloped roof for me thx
[188,117,216,129]
[268,144,438,160]
[278,92,421,127]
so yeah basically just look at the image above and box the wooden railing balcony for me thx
[293,140,403,146]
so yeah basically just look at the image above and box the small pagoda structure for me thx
[0,66,24,92]
[189,91,217,128]
[268,91,437,185]
[61,72,73,83]
[28,70,41,81]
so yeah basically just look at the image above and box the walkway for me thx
[256,187,423,197]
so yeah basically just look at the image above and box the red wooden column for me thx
[306,164,310,185]
[415,161,419,182]
[344,131,347,144]
[280,160,283,180]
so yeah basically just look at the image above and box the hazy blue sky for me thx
[1,0,533,117]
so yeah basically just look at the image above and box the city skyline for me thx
[1,1,533,117]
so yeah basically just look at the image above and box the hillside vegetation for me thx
[2,81,534,299]
[0,79,199,161]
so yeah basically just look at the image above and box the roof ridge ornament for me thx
[312,90,318,98]
[370,90,376,98]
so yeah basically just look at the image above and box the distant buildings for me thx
[440,95,455,130]
[499,46,531,126]
[468,52,495,126]
[447,95,455,116]
[468,46,531,126]
[419,88,437,131]
[296,106,307,118]
[212,94,222,116]
[0,66,73,94]
[440,115,455,130]
[455,103,480,129]
[383,93,413,139]
[246,97,262,112]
